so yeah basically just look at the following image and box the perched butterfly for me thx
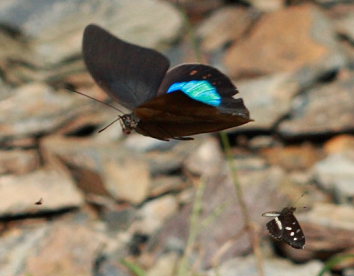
[262,207,305,249]
[82,24,252,141]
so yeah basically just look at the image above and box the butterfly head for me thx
[119,114,139,135]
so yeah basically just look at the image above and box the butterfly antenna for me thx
[288,191,308,209]
[68,88,125,114]
[98,117,121,133]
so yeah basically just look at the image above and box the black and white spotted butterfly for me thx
[262,207,305,249]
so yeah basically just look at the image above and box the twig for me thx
[220,132,265,276]
[177,177,206,276]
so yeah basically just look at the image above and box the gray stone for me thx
[124,134,179,153]
[149,155,287,267]
[313,152,354,198]
[300,203,354,231]
[0,149,39,175]
[246,0,284,12]
[197,6,256,52]
[0,28,32,63]
[224,5,346,80]
[137,195,178,234]
[146,252,179,276]
[0,83,93,142]
[236,73,299,130]
[0,0,183,66]
[279,75,354,138]
[335,13,354,42]
[0,168,84,217]
[1,218,114,276]
[0,224,49,276]
[207,256,325,276]
[42,135,151,204]
[184,136,225,176]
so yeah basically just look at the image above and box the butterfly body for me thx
[83,24,251,140]
[262,207,305,249]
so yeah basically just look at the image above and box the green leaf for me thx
[120,259,146,276]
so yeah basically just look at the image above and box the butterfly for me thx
[82,24,252,141]
[262,207,305,249]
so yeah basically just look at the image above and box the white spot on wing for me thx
[275,217,282,230]
[290,232,294,236]
[285,227,292,230]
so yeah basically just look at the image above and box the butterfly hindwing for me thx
[277,208,305,249]
[135,92,249,140]
[132,64,252,139]
[82,24,170,110]
[266,218,283,240]
[157,64,250,116]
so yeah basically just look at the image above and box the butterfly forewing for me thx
[265,207,305,249]
[83,24,170,110]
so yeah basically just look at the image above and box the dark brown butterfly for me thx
[82,24,252,141]
[262,207,305,249]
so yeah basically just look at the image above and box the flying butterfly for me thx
[82,24,252,141]
[262,207,306,249]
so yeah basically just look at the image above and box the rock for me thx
[197,7,256,52]
[249,135,276,149]
[246,0,285,12]
[324,135,354,154]
[278,75,354,138]
[0,223,49,276]
[0,83,94,142]
[146,252,179,276]
[104,155,151,204]
[334,13,354,42]
[236,73,299,130]
[148,156,287,268]
[0,28,33,67]
[41,135,151,204]
[137,195,178,234]
[0,77,11,101]
[184,136,224,176]
[302,203,354,232]
[224,5,345,80]
[312,151,354,199]
[0,0,183,66]
[124,134,179,153]
[296,203,354,253]
[94,257,134,276]
[0,149,39,175]
[143,137,203,175]
[101,205,137,233]
[149,175,185,198]
[0,168,84,217]
[261,143,321,171]
[207,256,325,276]
[24,222,107,276]
[176,0,224,17]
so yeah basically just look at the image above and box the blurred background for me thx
[0,0,354,275]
